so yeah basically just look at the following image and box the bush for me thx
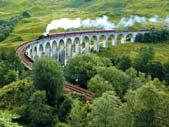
[13,36,23,41]
[22,11,31,18]
[135,29,169,43]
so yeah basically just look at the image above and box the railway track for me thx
[16,41,94,101]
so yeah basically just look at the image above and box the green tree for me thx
[125,67,145,90]
[133,46,155,72]
[91,91,121,127]
[135,29,169,43]
[4,70,17,85]
[88,75,113,97]
[31,57,65,105]
[156,93,169,127]
[0,78,32,109]
[117,55,131,71]
[0,48,24,87]
[69,100,91,127]
[28,90,55,127]
[64,54,111,88]
[145,60,164,80]
[97,67,129,98]
[125,83,165,127]
[58,97,72,122]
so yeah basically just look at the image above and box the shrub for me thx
[22,11,31,18]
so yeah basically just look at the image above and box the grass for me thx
[0,0,169,61]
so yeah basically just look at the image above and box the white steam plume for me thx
[165,16,169,24]
[44,15,169,35]
[117,16,146,27]
[149,15,160,23]
[44,16,116,35]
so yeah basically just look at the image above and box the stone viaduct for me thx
[25,30,149,65]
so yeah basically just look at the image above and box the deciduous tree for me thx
[31,57,65,105]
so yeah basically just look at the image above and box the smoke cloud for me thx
[165,16,169,23]
[149,15,159,23]
[44,15,169,35]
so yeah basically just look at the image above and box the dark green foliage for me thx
[134,109,157,127]
[0,33,5,42]
[135,29,169,43]
[0,48,24,87]
[116,55,132,71]
[0,15,22,42]
[31,57,65,106]
[126,83,164,127]
[97,67,130,98]
[125,67,145,90]
[68,81,169,127]
[16,90,55,127]
[163,62,169,84]
[145,61,164,80]
[91,91,121,127]
[0,48,23,71]
[68,100,91,127]
[58,97,72,122]
[4,70,17,84]
[133,47,167,82]
[69,92,86,102]
[64,54,111,88]
[100,46,169,85]
[133,46,155,72]
[0,79,32,109]
[13,36,23,41]
[22,11,31,18]
[88,75,113,97]
[28,91,55,127]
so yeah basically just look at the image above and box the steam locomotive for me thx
[37,34,49,40]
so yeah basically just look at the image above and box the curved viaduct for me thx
[25,30,149,65]
[17,30,150,101]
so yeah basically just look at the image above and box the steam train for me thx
[37,29,151,41]
[37,30,120,40]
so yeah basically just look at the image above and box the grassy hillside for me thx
[98,42,169,63]
[0,0,168,54]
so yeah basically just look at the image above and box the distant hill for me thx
[0,0,168,47]
[0,0,168,19]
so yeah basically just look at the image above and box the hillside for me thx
[0,0,169,48]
